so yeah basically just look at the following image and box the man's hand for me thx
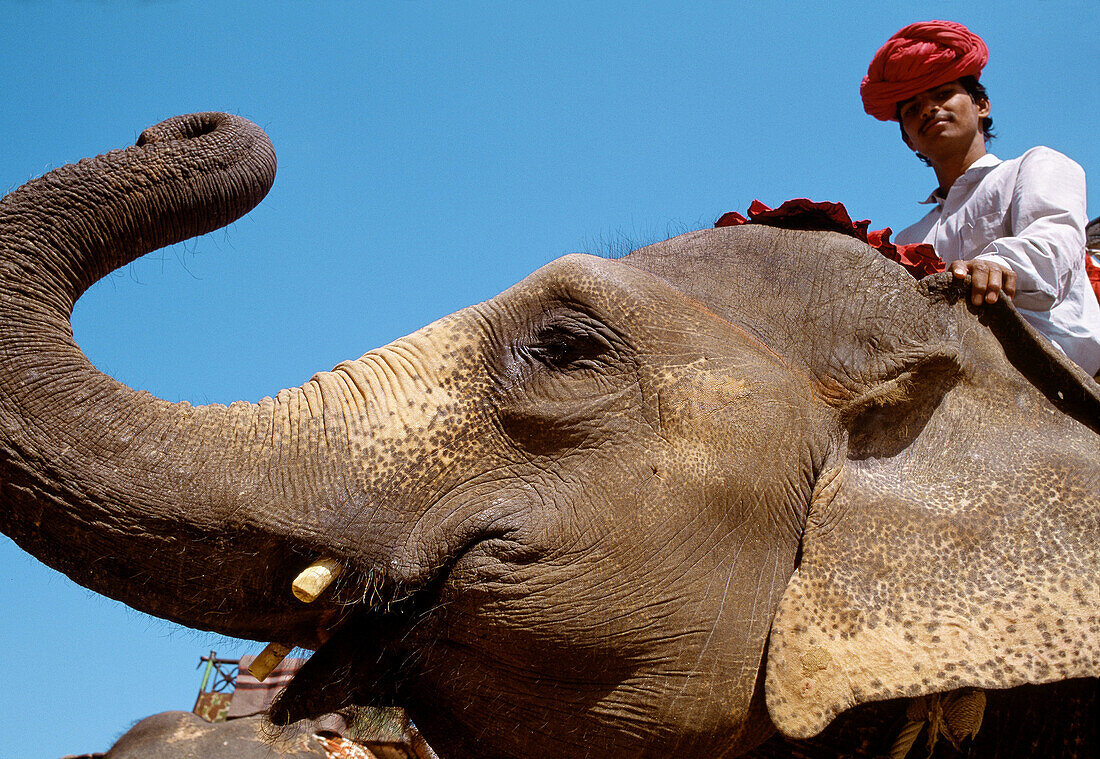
[949,259,1017,306]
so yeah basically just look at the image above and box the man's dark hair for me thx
[898,76,995,166]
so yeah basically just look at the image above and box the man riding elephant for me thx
[861,20,1100,376]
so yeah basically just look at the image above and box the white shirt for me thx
[896,147,1100,375]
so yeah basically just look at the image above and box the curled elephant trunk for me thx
[0,114,451,647]
[2,113,276,316]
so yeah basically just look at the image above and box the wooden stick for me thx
[292,556,344,603]
[246,642,293,682]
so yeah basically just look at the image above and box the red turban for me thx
[861,20,988,121]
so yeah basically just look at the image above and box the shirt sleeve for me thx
[974,147,1087,311]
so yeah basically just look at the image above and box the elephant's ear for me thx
[764,284,1100,739]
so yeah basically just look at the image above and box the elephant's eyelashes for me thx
[525,321,615,371]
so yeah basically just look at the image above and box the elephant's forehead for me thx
[487,253,674,320]
[483,252,804,366]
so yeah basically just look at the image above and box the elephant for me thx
[84,712,327,759]
[70,708,437,759]
[0,113,1096,759]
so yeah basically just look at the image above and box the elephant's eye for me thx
[526,321,613,371]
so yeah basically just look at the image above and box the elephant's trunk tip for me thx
[136,112,238,147]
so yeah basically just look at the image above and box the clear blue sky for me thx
[0,2,1096,756]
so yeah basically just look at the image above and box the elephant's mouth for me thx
[267,552,458,727]
[267,601,424,726]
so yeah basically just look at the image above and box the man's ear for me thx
[763,294,1100,739]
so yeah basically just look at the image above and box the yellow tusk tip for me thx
[291,557,344,603]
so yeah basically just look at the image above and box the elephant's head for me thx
[1,114,1096,759]
[100,712,327,759]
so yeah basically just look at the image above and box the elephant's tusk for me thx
[246,642,293,682]
[291,557,344,603]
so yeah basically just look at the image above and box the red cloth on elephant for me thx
[860,20,988,121]
[1087,254,1100,306]
[715,198,946,279]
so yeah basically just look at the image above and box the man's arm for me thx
[970,147,1088,309]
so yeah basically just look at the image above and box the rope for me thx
[887,688,986,758]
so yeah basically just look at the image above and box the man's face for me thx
[897,80,990,162]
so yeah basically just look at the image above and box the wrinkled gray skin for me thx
[1,114,1097,759]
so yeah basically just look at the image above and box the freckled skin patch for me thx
[800,647,832,679]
